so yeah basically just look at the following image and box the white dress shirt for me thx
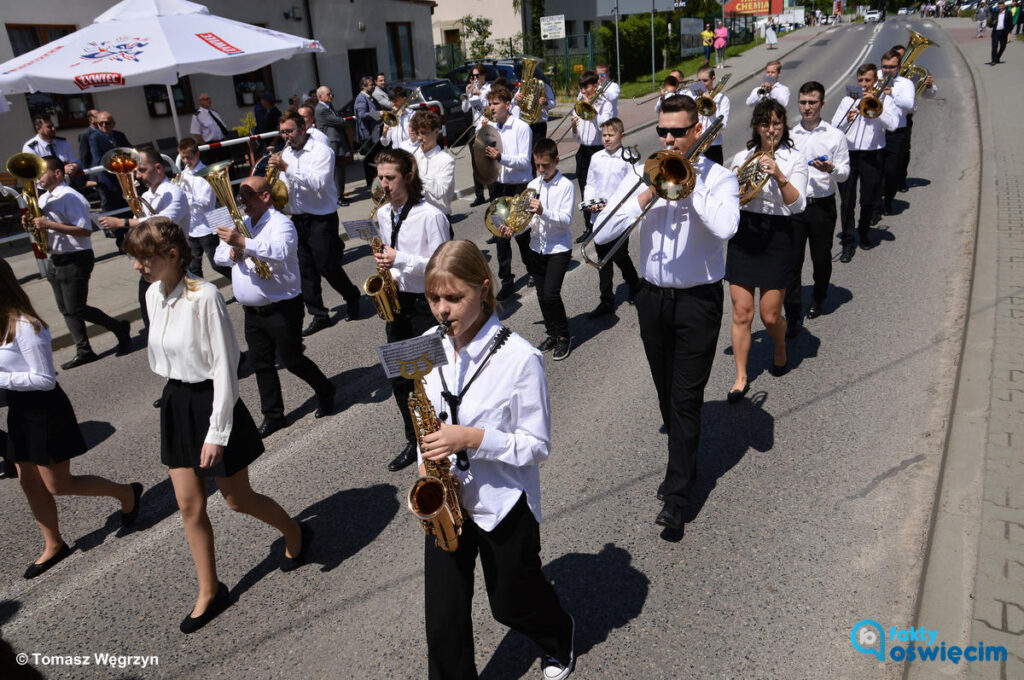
[462,82,492,116]
[745,82,791,107]
[214,207,301,306]
[573,94,615,146]
[0,318,56,392]
[145,278,240,446]
[829,93,899,150]
[142,179,191,234]
[593,157,739,288]
[382,108,417,153]
[375,199,450,294]
[415,145,456,215]
[526,171,575,255]
[281,138,338,214]
[791,120,851,198]
[22,135,78,165]
[888,76,916,129]
[38,183,93,253]
[584,147,634,206]
[602,80,621,118]
[512,82,556,123]
[489,115,533,185]
[729,144,808,215]
[306,126,330,149]
[178,161,218,237]
[682,91,731,147]
[419,315,551,531]
[189,107,229,143]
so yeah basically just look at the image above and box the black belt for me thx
[639,278,719,299]
[50,249,93,265]
[166,378,213,389]
[245,296,298,314]
[807,195,836,205]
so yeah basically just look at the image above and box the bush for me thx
[595,14,673,83]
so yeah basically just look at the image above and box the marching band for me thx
[1,28,942,678]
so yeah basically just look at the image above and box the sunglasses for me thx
[98,121,114,126]
[656,123,697,138]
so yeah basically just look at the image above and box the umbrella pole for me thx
[166,83,182,141]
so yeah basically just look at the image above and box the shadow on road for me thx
[79,420,116,450]
[480,543,649,679]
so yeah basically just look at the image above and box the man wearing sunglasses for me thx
[462,65,493,207]
[595,63,620,118]
[87,112,132,222]
[592,95,739,531]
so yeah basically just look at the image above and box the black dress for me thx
[5,384,88,465]
[726,210,793,289]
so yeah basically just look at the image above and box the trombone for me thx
[580,116,724,269]
[449,106,492,158]
[548,80,610,143]
[382,87,423,129]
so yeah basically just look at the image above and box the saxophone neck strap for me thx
[389,200,415,249]
[438,325,512,471]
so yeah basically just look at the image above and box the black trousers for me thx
[526,249,571,339]
[528,121,548,175]
[575,144,603,226]
[330,143,347,199]
[243,296,333,420]
[47,250,122,356]
[386,292,437,443]
[293,212,360,320]
[991,28,1009,62]
[594,237,640,306]
[187,233,233,280]
[493,182,532,285]
[425,494,573,680]
[704,145,724,166]
[138,276,150,329]
[837,149,883,248]
[785,195,837,317]
[882,127,910,210]
[362,139,384,187]
[635,280,723,506]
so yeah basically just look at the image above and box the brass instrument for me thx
[364,235,402,322]
[100,147,155,218]
[406,321,464,552]
[251,145,289,212]
[517,57,545,125]
[382,87,423,129]
[449,100,496,158]
[368,177,387,221]
[696,73,732,117]
[734,132,777,206]
[484,187,538,238]
[549,80,610,143]
[756,76,777,98]
[581,116,725,269]
[633,89,668,106]
[899,30,938,97]
[6,153,49,255]
[196,160,272,279]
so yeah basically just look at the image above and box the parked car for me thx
[864,9,883,21]
[444,58,551,92]
[897,7,910,14]
[339,78,473,148]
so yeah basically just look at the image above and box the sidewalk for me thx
[907,19,1024,680]
[1,24,828,352]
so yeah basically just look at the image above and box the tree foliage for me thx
[461,14,495,61]
[595,14,673,82]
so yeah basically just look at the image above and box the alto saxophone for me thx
[364,236,402,322]
[407,321,464,552]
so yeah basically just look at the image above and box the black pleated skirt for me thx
[4,384,87,465]
[160,379,264,478]
[726,210,794,290]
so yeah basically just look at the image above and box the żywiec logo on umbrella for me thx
[74,38,150,66]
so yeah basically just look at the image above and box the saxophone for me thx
[407,321,464,552]
[364,236,402,322]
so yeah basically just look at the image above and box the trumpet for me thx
[6,152,48,255]
[251,145,289,212]
[100,147,155,218]
[581,116,725,269]
[197,160,272,279]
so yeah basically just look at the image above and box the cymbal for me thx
[471,125,502,186]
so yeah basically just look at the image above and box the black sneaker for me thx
[574,229,592,245]
[552,337,572,361]
[537,336,557,352]
[470,196,487,207]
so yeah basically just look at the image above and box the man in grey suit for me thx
[315,85,351,206]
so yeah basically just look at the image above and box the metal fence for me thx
[435,44,465,77]
[524,33,595,96]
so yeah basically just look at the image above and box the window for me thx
[386,22,415,80]
[584,21,594,37]
[5,24,94,128]
[142,78,195,118]
[567,21,576,48]
[232,67,277,108]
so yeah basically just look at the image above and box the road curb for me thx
[904,24,991,679]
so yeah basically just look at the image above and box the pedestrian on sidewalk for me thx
[27,155,132,370]
[0,258,142,581]
[702,23,714,65]
[989,1,1013,64]
[976,1,990,38]
[714,20,729,68]
[766,18,779,49]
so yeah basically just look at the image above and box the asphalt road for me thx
[0,18,978,679]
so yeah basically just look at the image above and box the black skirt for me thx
[160,379,264,478]
[4,384,88,465]
[726,211,794,290]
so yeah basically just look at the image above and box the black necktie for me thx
[211,111,231,138]
[390,207,401,249]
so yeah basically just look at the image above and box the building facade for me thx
[0,0,436,166]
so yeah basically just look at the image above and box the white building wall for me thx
[431,0,522,48]
[0,0,435,166]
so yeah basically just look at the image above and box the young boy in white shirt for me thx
[582,118,640,318]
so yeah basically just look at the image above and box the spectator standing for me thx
[714,21,729,68]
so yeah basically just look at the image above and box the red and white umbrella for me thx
[0,0,325,137]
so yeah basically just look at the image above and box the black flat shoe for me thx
[114,320,132,356]
[727,382,750,403]
[302,316,334,337]
[839,248,854,263]
[388,442,418,472]
[179,582,232,634]
[281,522,314,572]
[769,361,789,377]
[655,502,683,530]
[315,385,336,418]
[344,295,363,321]
[470,197,487,207]
[61,352,99,370]
[121,482,144,529]
[657,481,665,501]
[806,301,823,319]
[258,417,288,438]
[24,542,70,579]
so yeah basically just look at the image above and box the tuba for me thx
[196,160,272,279]
[484,187,537,238]
[406,321,464,552]
[6,153,49,255]
[251,145,289,212]
[696,73,732,117]
[364,235,402,322]
[899,30,938,98]
[100,147,155,218]
[734,132,778,206]
[517,57,545,125]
